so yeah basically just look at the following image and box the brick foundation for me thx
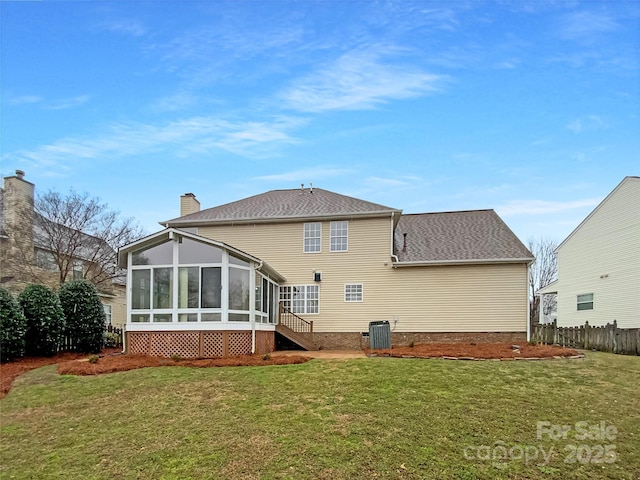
[126,330,274,358]
[311,331,527,350]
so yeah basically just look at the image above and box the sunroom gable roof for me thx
[118,228,285,282]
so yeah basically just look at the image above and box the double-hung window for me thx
[304,223,321,253]
[330,221,348,252]
[577,293,594,311]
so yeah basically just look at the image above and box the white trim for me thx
[344,283,363,302]
[303,222,322,253]
[393,257,534,267]
[556,177,640,252]
[330,220,348,252]
[126,322,276,332]
[163,210,403,227]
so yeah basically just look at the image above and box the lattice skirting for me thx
[127,331,275,358]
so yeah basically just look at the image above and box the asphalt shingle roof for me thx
[164,187,400,225]
[394,210,533,263]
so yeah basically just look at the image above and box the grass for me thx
[1,352,639,479]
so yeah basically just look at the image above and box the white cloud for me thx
[281,49,447,113]
[496,198,601,217]
[7,95,43,106]
[2,116,304,171]
[558,11,619,43]
[253,167,353,182]
[99,19,147,37]
[566,114,607,133]
[46,95,90,110]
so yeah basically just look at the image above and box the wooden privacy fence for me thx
[532,320,639,356]
[60,324,123,351]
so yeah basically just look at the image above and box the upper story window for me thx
[304,223,321,253]
[72,260,84,280]
[330,221,348,252]
[577,293,594,311]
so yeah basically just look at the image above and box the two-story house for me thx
[538,176,639,329]
[117,186,533,357]
[0,171,126,326]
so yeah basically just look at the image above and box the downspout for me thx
[390,212,399,265]
[251,260,264,354]
[526,262,532,342]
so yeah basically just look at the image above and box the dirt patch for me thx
[368,342,581,360]
[1,350,310,399]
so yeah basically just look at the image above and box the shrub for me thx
[59,280,106,353]
[18,284,65,357]
[88,354,99,364]
[103,331,122,348]
[0,288,27,362]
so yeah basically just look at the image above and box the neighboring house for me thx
[538,176,640,329]
[118,186,533,356]
[0,171,126,327]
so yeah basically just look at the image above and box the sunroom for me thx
[117,228,284,358]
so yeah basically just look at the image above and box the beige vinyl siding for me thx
[555,178,640,329]
[384,264,528,333]
[199,217,528,333]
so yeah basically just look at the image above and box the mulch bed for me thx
[1,343,582,399]
[0,350,310,399]
[367,342,582,360]
[56,353,311,376]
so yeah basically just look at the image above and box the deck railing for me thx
[279,304,314,335]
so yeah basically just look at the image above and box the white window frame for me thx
[344,283,363,302]
[103,304,112,325]
[280,285,319,314]
[330,221,348,252]
[303,222,321,253]
[577,293,594,311]
[72,260,84,280]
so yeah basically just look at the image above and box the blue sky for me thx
[1,1,638,243]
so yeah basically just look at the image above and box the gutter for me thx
[392,257,535,267]
[162,209,403,228]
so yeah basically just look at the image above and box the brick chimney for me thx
[180,193,200,216]
[2,170,35,261]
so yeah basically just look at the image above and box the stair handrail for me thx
[279,304,314,334]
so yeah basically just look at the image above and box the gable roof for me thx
[556,176,640,252]
[394,210,533,265]
[118,228,285,282]
[163,188,401,226]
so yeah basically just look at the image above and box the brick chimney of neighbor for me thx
[180,193,200,216]
[2,170,35,261]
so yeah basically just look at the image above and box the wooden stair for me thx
[275,323,319,351]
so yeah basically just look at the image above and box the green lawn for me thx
[1,352,638,480]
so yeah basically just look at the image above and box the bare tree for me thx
[2,190,143,290]
[32,190,144,288]
[528,237,558,324]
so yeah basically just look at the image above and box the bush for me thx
[0,288,27,362]
[18,284,65,357]
[59,280,105,353]
[103,331,122,348]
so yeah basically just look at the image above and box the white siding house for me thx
[538,176,640,329]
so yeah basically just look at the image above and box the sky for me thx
[1,0,638,244]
